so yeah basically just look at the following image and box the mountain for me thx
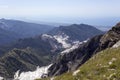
[48,35,102,77]
[0,23,104,79]
[13,23,112,80]
[46,46,120,80]
[48,24,104,41]
[0,48,52,78]
[96,23,120,52]
[0,18,54,45]
[0,23,103,54]
[0,36,56,78]
[47,22,120,77]
[0,27,19,45]
[95,25,111,31]
[0,18,54,37]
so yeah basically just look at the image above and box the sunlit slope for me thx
[39,47,120,80]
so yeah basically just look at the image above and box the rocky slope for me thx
[44,46,120,80]
[0,48,52,78]
[0,36,55,78]
[0,23,104,79]
[47,22,120,77]
[96,22,120,52]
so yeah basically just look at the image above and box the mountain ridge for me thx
[48,24,103,41]
[0,20,104,79]
[0,19,55,45]
[47,22,120,77]
[45,46,120,80]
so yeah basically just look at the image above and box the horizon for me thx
[0,0,120,26]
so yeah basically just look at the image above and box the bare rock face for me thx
[96,22,120,52]
[48,35,102,77]
[48,22,120,77]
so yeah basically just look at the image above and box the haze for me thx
[0,0,120,26]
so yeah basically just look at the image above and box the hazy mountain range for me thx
[0,19,54,45]
[0,19,119,80]
[13,22,120,80]
[0,19,104,79]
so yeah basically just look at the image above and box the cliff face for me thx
[48,35,103,77]
[96,23,120,52]
[52,46,120,80]
[48,22,120,77]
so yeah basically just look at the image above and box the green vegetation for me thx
[48,24,103,41]
[38,47,120,80]
[0,47,53,78]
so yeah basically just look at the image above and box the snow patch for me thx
[14,64,52,80]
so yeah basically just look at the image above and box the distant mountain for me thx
[95,25,111,31]
[0,19,54,37]
[0,18,54,45]
[48,24,104,41]
[0,48,52,78]
[0,36,56,78]
[0,27,19,45]
[47,22,120,77]
[0,23,104,79]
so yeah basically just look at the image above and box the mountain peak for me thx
[97,22,120,52]
[116,22,120,26]
[111,22,120,32]
[71,24,79,26]
[47,23,120,77]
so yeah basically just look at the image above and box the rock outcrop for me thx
[48,22,120,77]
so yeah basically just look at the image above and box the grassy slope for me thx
[38,47,120,80]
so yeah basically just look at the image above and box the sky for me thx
[0,0,120,26]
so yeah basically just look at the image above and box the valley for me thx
[0,19,104,79]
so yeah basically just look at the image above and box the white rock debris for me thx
[42,33,71,49]
[112,40,120,48]
[107,73,116,80]
[61,41,80,54]
[108,58,117,65]
[42,33,89,50]
[61,39,89,54]
[0,76,3,80]
[14,64,52,80]
[42,34,53,39]
[111,58,117,61]
[108,61,112,65]
[53,34,71,48]
[50,77,55,80]
[72,70,80,76]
